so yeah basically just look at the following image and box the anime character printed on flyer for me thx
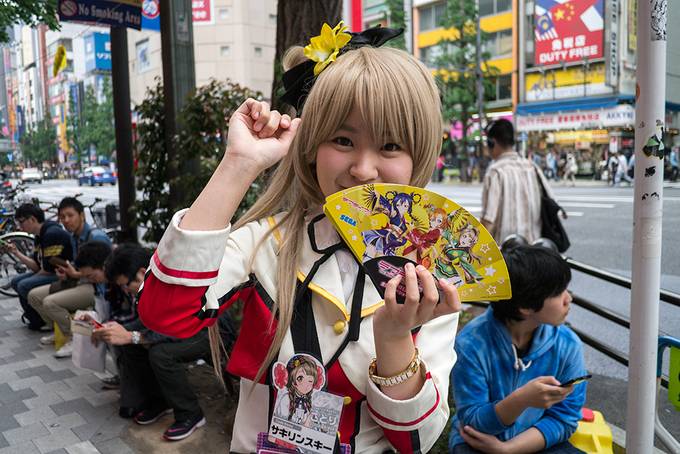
[402,204,449,269]
[434,208,483,285]
[269,354,344,453]
[272,354,325,427]
[361,185,422,261]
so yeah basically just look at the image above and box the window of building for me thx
[483,30,512,57]
[485,74,512,102]
[497,29,512,55]
[220,45,231,57]
[419,1,446,32]
[479,0,495,16]
[254,46,263,58]
[498,74,511,99]
[218,7,230,20]
[479,0,512,16]
[136,39,151,73]
[60,39,73,52]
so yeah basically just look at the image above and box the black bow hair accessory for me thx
[280,25,404,112]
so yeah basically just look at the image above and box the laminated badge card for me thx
[265,354,347,454]
[323,184,511,304]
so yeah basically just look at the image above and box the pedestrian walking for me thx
[481,119,553,244]
[670,147,679,182]
[137,23,461,454]
[564,152,577,187]
[615,152,633,186]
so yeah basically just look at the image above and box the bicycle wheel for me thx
[0,232,35,297]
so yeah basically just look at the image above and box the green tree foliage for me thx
[20,112,57,166]
[0,1,60,43]
[434,0,499,178]
[134,79,264,244]
[385,0,406,50]
[66,79,116,165]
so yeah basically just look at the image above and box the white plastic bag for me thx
[71,310,106,373]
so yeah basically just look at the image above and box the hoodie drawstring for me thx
[512,344,533,371]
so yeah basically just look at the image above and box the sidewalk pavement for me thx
[2,295,679,453]
[0,294,232,454]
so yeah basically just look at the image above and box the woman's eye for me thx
[383,143,402,152]
[332,137,353,147]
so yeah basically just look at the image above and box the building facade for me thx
[127,0,277,106]
[516,0,680,176]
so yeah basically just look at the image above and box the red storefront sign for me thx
[192,0,212,24]
[534,0,604,66]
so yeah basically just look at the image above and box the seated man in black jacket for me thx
[6,203,73,330]
[85,244,233,442]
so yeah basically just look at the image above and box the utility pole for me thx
[404,0,413,53]
[109,27,136,242]
[160,0,196,212]
[626,0,667,451]
[475,0,486,163]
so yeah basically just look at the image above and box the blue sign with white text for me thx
[85,32,111,73]
[58,0,142,30]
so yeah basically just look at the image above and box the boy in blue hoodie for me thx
[449,245,587,453]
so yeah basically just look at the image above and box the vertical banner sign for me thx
[58,0,142,29]
[605,0,619,86]
[534,0,605,65]
[192,0,213,25]
[627,0,637,51]
[141,0,161,31]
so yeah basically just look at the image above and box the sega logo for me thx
[340,214,356,226]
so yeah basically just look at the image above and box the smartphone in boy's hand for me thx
[559,374,592,387]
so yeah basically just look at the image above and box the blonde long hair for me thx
[212,45,442,386]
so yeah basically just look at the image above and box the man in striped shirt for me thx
[481,120,553,244]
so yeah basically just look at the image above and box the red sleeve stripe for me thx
[153,251,219,280]
[367,372,440,427]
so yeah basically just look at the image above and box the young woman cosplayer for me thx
[138,23,461,453]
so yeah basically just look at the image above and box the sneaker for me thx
[119,407,139,419]
[100,375,120,390]
[134,407,173,425]
[40,334,55,345]
[163,414,206,441]
[54,341,73,358]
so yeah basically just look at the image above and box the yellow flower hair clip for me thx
[304,21,351,76]
[281,23,404,110]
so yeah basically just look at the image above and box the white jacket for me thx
[139,210,459,453]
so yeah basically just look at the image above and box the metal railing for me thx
[564,257,677,388]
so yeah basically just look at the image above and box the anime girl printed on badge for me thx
[272,354,326,427]
[361,185,422,261]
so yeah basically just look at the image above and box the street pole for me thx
[475,0,486,165]
[160,0,196,213]
[403,0,413,54]
[109,27,137,242]
[626,0,667,451]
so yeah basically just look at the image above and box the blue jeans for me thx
[12,272,58,328]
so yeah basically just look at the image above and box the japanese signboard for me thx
[534,0,604,66]
[525,62,614,101]
[58,0,142,29]
[670,347,680,411]
[516,104,635,132]
[192,0,213,25]
[141,0,213,31]
[84,32,112,72]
